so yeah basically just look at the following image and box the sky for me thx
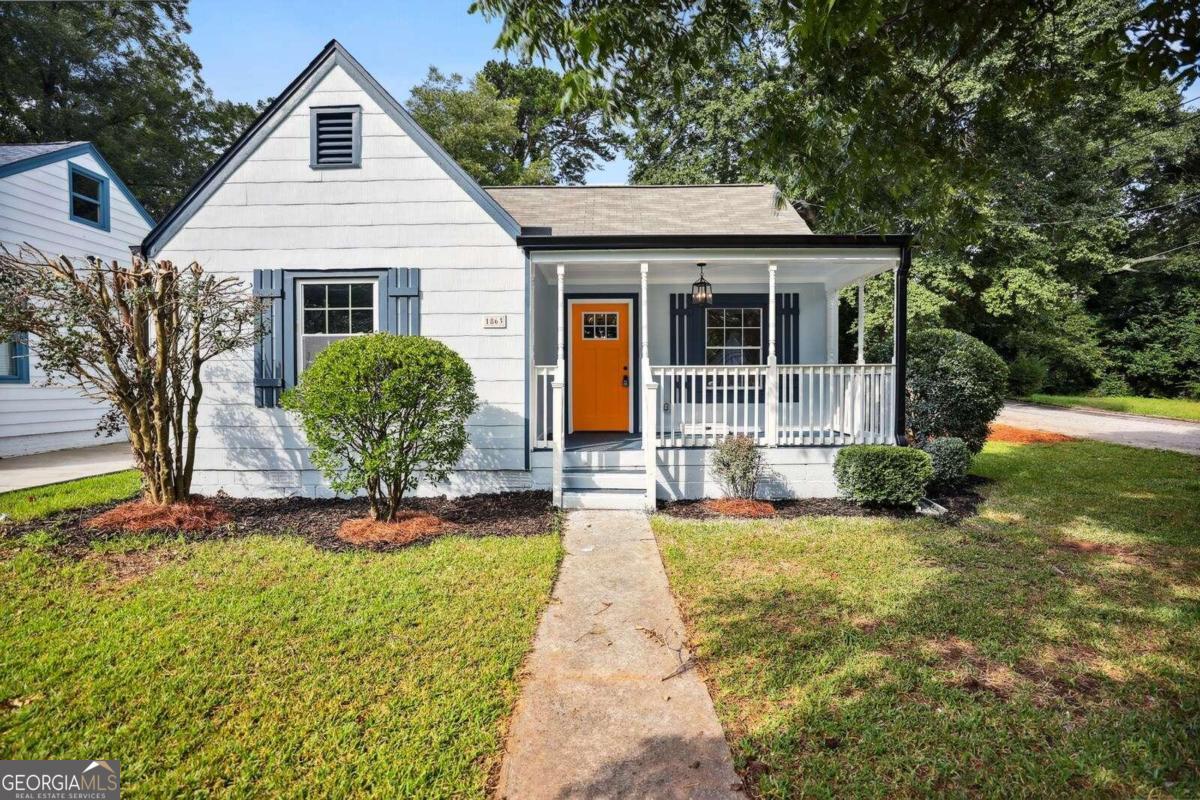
[185,0,632,184]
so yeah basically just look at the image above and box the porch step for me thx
[564,449,645,470]
[562,488,648,510]
[563,467,644,491]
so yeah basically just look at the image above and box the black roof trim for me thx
[516,233,912,251]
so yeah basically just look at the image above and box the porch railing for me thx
[775,364,895,446]
[531,362,896,449]
[651,365,769,448]
[532,365,557,449]
[649,363,895,447]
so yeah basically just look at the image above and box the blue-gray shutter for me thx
[386,268,420,334]
[252,269,286,408]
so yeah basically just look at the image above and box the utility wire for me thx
[994,191,1200,228]
[1123,238,1200,268]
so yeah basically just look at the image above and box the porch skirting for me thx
[531,446,839,500]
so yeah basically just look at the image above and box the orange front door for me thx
[571,302,630,431]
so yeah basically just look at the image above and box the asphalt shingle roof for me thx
[0,142,87,169]
[485,183,812,236]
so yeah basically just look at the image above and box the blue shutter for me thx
[669,293,690,365]
[386,268,420,335]
[777,293,800,364]
[252,269,286,408]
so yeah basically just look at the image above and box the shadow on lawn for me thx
[678,441,1200,795]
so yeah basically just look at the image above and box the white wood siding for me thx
[154,64,528,498]
[0,151,150,457]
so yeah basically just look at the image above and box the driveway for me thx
[998,401,1200,456]
[0,442,134,493]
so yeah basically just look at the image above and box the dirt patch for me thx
[337,512,445,545]
[925,636,1020,700]
[1051,538,1149,567]
[701,498,776,518]
[84,499,232,533]
[988,423,1074,444]
[1,491,556,556]
[87,548,186,585]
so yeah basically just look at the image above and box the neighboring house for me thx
[142,41,911,509]
[0,142,154,458]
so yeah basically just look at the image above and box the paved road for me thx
[0,442,134,493]
[498,510,742,799]
[997,401,1200,456]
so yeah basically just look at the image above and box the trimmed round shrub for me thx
[907,328,1008,453]
[834,445,933,507]
[282,333,477,522]
[921,436,972,490]
[1008,353,1048,396]
[712,435,766,499]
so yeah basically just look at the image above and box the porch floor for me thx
[565,432,642,451]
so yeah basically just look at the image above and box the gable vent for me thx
[311,106,361,168]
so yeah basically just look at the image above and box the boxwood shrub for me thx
[834,445,933,507]
[907,328,1008,453]
[922,436,972,490]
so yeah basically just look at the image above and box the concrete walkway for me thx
[0,442,134,493]
[498,510,742,799]
[998,401,1200,456]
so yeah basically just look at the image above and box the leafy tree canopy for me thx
[407,61,622,185]
[0,1,262,219]
[474,0,1200,396]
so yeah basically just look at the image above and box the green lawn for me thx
[1027,393,1200,422]
[0,470,141,521]
[0,501,561,797]
[655,440,1200,798]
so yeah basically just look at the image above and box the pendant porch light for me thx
[691,262,713,306]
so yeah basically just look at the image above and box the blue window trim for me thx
[68,162,111,231]
[0,333,30,384]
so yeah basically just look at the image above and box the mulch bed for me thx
[1,491,556,556]
[84,498,234,533]
[988,423,1074,444]
[659,477,987,523]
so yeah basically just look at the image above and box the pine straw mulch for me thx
[84,498,234,533]
[658,477,987,523]
[1,491,556,557]
[988,423,1075,444]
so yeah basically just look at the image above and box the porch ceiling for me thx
[534,248,899,287]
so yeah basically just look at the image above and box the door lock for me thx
[622,375,630,388]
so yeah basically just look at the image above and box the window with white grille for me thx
[298,280,377,369]
[310,106,361,167]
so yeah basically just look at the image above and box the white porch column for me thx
[765,262,778,446]
[825,284,839,364]
[640,262,656,510]
[856,279,866,365]
[552,263,566,507]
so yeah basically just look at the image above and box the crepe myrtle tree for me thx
[0,246,263,504]
[282,334,478,522]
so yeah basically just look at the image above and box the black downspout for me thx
[894,245,910,445]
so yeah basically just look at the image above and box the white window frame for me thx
[295,277,380,373]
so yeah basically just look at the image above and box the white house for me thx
[142,41,911,509]
[0,142,154,457]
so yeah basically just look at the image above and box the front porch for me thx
[527,241,911,508]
